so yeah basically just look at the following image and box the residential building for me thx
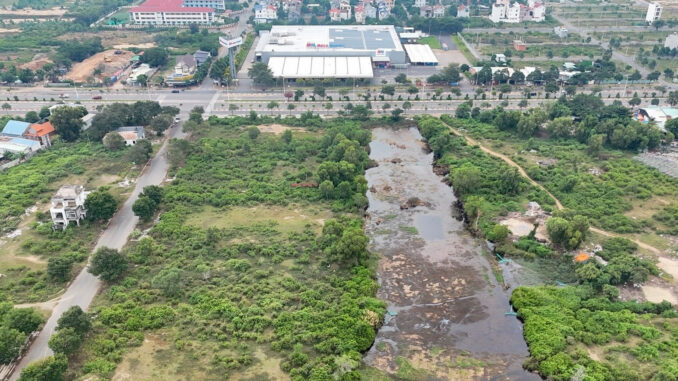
[130,0,214,25]
[287,4,302,20]
[127,63,154,86]
[664,33,678,49]
[50,185,88,230]
[414,0,426,7]
[329,7,341,21]
[457,4,470,17]
[255,3,278,23]
[494,53,507,63]
[646,2,662,24]
[432,4,445,17]
[490,0,544,23]
[182,0,225,10]
[364,2,377,18]
[175,55,198,77]
[635,106,678,130]
[420,5,433,17]
[377,1,390,19]
[193,50,211,66]
[282,0,301,11]
[382,0,395,10]
[339,0,351,20]
[24,121,55,147]
[513,40,526,51]
[1,120,30,137]
[554,26,568,38]
[114,126,146,146]
[355,4,366,23]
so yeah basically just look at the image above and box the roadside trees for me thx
[89,247,128,282]
[102,132,125,151]
[85,189,117,222]
[50,106,86,142]
[248,63,275,88]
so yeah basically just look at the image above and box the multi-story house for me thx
[50,185,89,230]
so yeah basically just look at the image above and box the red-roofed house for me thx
[131,0,214,25]
[24,121,56,147]
[329,7,340,21]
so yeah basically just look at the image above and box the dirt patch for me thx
[112,43,157,49]
[19,54,53,71]
[432,48,471,67]
[258,124,296,135]
[657,257,678,281]
[0,7,66,16]
[64,49,134,83]
[0,28,21,33]
[14,296,60,312]
[642,285,677,304]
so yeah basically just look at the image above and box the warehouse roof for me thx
[267,56,374,78]
[404,44,438,65]
[131,0,213,13]
[256,25,403,54]
[1,120,30,136]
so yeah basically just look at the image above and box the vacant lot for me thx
[64,49,134,82]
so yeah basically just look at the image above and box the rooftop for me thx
[268,56,373,78]
[53,185,85,200]
[256,25,404,54]
[1,120,31,136]
[27,121,55,137]
[131,0,213,13]
[404,44,438,64]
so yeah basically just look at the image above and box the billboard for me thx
[219,36,243,49]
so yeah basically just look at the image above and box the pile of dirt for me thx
[20,54,53,71]
[400,197,430,210]
[64,49,134,83]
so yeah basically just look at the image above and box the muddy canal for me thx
[363,127,539,381]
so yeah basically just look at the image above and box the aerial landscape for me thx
[0,0,677,380]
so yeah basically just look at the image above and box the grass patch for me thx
[399,225,418,235]
[418,36,441,49]
[395,356,427,380]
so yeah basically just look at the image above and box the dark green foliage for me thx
[132,196,157,221]
[546,213,589,250]
[653,204,678,235]
[0,304,44,364]
[57,306,91,336]
[46,256,73,283]
[575,238,658,288]
[84,189,117,222]
[139,48,169,67]
[18,354,68,381]
[4,308,43,334]
[128,139,152,164]
[88,247,128,283]
[74,117,384,379]
[0,326,25,364]
[50,106,86,142]
[56,38,103,63]
[248,62,275,87]
[48,328,82,355]
[427,64,460,84]
[512,285,677,381]
[87,101,161,142]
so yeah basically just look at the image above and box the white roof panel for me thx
[266,56,373,78]
[404,44,438,64]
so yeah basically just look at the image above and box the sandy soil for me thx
[433,49,471,67]
[112,43,156,49]
[20,55,53,71]
[642,285,678,304]
[14,296,59,312]
[0,7,66,16]
[64,49,134,82]
[258,124,297,135]
[500,217,549,241]
[0,28,21,33]
[657,256,678,280]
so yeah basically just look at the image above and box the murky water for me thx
[363,127,539,381]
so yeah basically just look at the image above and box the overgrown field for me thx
[512,285,677,380]
[69,116,385,380]
[0,142,133,303]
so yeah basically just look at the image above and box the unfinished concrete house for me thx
[50,185,89,230]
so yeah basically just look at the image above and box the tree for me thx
[628,94,642,106]
[85,189,117,222]
[391,108,404,121]
[18,355,68,381]
[587,134,604,156]
[140,48,169,67]
[381,85,395,98]
[152,267,183,297]
[452,165,481,194]
[0,327,24,364]
[287,103,295,115]
[487,224,509,242]
[456,103,471,119]
[46,256,72,282]
[294,89,304,101]
[653,19,665,30]
[248,63,275,87]
[667,91,678,106]
[24,111,39,123]
[394,73,408,84]
[281,129,293,144]
[247,126,260,140]
[56,306,90,335]
[50,106,85,142]
[476,66,492,85]
[150,114,173,135]
[4,308,42,334]
[228,103,239,115]
[102,132,125,151]
[132,196,157,221]
[267,100,280,114]
[128,139,152,164]
[48,328,81,355]
[406,86,419,95]
[325,226,369,264]
[498,167,521,195]
[313,84,326,99]
[665,118,678,136]
[136,74,148,87]
[548,117,574,139]
[89,247,128,282]
[319,180,334,199]
[141,185,164,205]
[402,101,412,111]
[39,106,51,119]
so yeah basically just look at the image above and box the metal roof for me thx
[268,56,374,78]
[10,137,40,147]
[2,120,30,136]
[404,44,438,64]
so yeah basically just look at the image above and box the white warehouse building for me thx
[255,25,408,79]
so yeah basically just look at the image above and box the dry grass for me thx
[185,205,331,234]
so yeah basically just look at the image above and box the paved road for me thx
[9,108,189,381]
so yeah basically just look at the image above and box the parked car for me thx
[171,89,180,93]
[59,93,69,98]
[92,95,102,100]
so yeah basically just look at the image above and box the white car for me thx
[174,117,181,123]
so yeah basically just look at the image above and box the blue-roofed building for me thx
[10,137,41,151]
[1,120,31,137]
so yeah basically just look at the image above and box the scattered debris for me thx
[574,253,591,263]
[399,197,430,210]
[588,167,602,176]
[390,158,402,164]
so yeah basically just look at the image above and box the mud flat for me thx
[363,127,538,380]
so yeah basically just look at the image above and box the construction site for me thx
[63,49,135,83]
